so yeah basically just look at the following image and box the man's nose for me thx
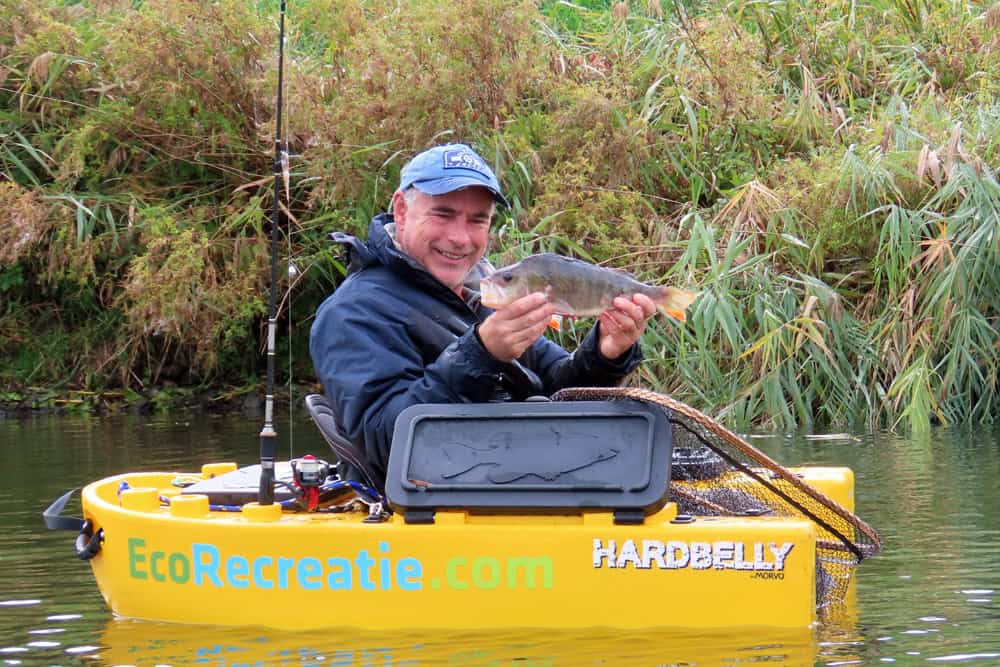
[446,220,472,245]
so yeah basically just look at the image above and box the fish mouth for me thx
[479,279,503,307]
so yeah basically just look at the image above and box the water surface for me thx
[1,413,997,665]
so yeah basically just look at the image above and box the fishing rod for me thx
[259,0,288,506]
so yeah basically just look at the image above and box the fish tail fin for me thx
[655,287,697,322]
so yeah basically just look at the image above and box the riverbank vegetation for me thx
[1,0,997,430]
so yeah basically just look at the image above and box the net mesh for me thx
[552,387,882,609]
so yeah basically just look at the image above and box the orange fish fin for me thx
[657,304,687,322]
[655,287,696,322]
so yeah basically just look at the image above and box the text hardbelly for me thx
[592,538,795,571]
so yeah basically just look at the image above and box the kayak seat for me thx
[304,394,381,493]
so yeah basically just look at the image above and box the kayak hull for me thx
[76,465,852,630]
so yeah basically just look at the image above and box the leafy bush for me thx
[1,0,996,428]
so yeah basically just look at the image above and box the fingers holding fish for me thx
[495,291,551,319]
[479,293,557,362]
[602,294,655,335]
[599,308,631,336]
[597,294,655,360]
[615,294,657,322]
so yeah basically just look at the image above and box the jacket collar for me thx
[332,214,475,307]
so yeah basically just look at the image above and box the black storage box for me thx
[385,400,673,524]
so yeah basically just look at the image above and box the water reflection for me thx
[96,619,820,666]
[1,416,998,665]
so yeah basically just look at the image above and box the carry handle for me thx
[42,488,103,560]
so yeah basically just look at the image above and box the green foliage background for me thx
[1,0,997,430]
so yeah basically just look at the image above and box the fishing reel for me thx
[289,454,364,512]
[291,454,331,488]
[290,455,332,511]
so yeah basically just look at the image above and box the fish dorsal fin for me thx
[533,253,637,278]
[604,265,639,280]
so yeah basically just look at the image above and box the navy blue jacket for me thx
[310,215,642,486]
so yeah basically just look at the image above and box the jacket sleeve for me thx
[310,294,507,481]
[521,323,643,395]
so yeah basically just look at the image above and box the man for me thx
[310,143,656,487]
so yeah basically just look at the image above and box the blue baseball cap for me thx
[397,143,510,208]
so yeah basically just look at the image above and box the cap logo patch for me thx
[442,148,490,177]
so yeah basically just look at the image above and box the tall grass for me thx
[1,0,996,427]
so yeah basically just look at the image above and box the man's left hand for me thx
[597,294,657,361]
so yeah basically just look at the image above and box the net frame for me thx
[552,387,882,607]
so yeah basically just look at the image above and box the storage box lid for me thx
[385,400,672,521]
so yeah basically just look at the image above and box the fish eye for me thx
[501,272,513,282]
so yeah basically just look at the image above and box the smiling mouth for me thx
[436,249,467,261]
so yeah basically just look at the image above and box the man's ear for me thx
[391,190,407,230]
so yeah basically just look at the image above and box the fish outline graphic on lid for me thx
[440,431,620,484]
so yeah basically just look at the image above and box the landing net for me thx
[552,387,882,608]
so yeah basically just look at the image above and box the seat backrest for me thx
[303,394,381,492]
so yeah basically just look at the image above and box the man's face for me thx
[393,186,494,294]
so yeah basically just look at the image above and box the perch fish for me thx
[480,253,696,322]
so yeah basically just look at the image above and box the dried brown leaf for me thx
[27,51,55,84]
[927,149,941,187]
[917,144,929,182]
[985,4,1000,30]
[944,123,963,179]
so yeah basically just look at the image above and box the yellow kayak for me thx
[46,390,880,630]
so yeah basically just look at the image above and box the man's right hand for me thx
[478,293,557,362]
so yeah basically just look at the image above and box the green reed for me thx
[1,0,996,426]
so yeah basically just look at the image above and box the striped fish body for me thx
[479,253,695,322]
